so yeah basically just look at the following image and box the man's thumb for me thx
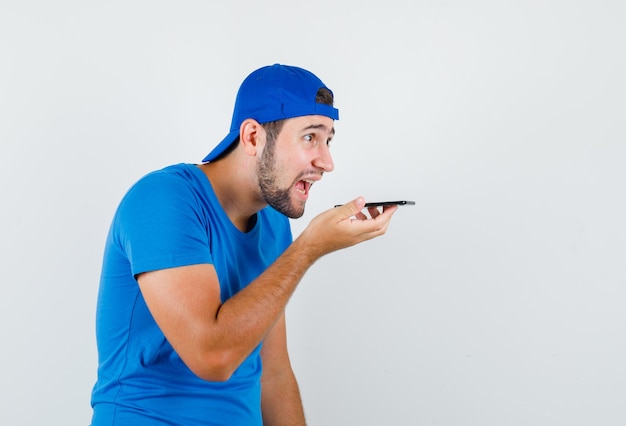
[342,196,366,216]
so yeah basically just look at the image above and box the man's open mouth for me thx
[295,179,314,195]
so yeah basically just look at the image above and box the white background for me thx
[1,1,625,425]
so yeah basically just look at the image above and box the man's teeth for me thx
[296,179,314,194]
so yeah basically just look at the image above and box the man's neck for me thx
[198,159,265,232]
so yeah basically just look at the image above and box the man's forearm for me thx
[262,369,306,426]
[211,238,317,375]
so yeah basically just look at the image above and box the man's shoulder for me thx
[129,163,201,191]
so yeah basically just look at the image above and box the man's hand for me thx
[297,196,398,260]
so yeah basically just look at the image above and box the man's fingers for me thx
[340,196,366,218]
[337,197,400,222]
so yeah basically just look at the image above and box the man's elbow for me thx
[186,350,240,382]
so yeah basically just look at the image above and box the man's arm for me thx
[137,198,397,381]
[261,313,305,426]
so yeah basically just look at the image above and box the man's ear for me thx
[239,119,264,157]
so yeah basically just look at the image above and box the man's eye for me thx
[304,135,313,142]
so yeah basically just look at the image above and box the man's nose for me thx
[313,144,334,172]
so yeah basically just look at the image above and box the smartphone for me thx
[334,200,415,208]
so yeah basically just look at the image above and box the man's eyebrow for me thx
[302,123,335,137]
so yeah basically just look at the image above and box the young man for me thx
[90,64,398,425]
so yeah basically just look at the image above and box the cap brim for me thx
[201,130,239,163]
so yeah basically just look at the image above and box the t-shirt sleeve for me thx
[113,172,212,277]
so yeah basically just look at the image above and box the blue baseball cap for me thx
[202,64,339,163]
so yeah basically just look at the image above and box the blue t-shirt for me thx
[91,163,292,425]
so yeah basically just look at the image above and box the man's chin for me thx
[283,203,306,219]
[287,209,305,219]
[264,191,307,218]
[276,200,306,219]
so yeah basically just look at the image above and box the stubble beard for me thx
[257,140,306,219]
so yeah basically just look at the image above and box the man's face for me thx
[257,115,335,218]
